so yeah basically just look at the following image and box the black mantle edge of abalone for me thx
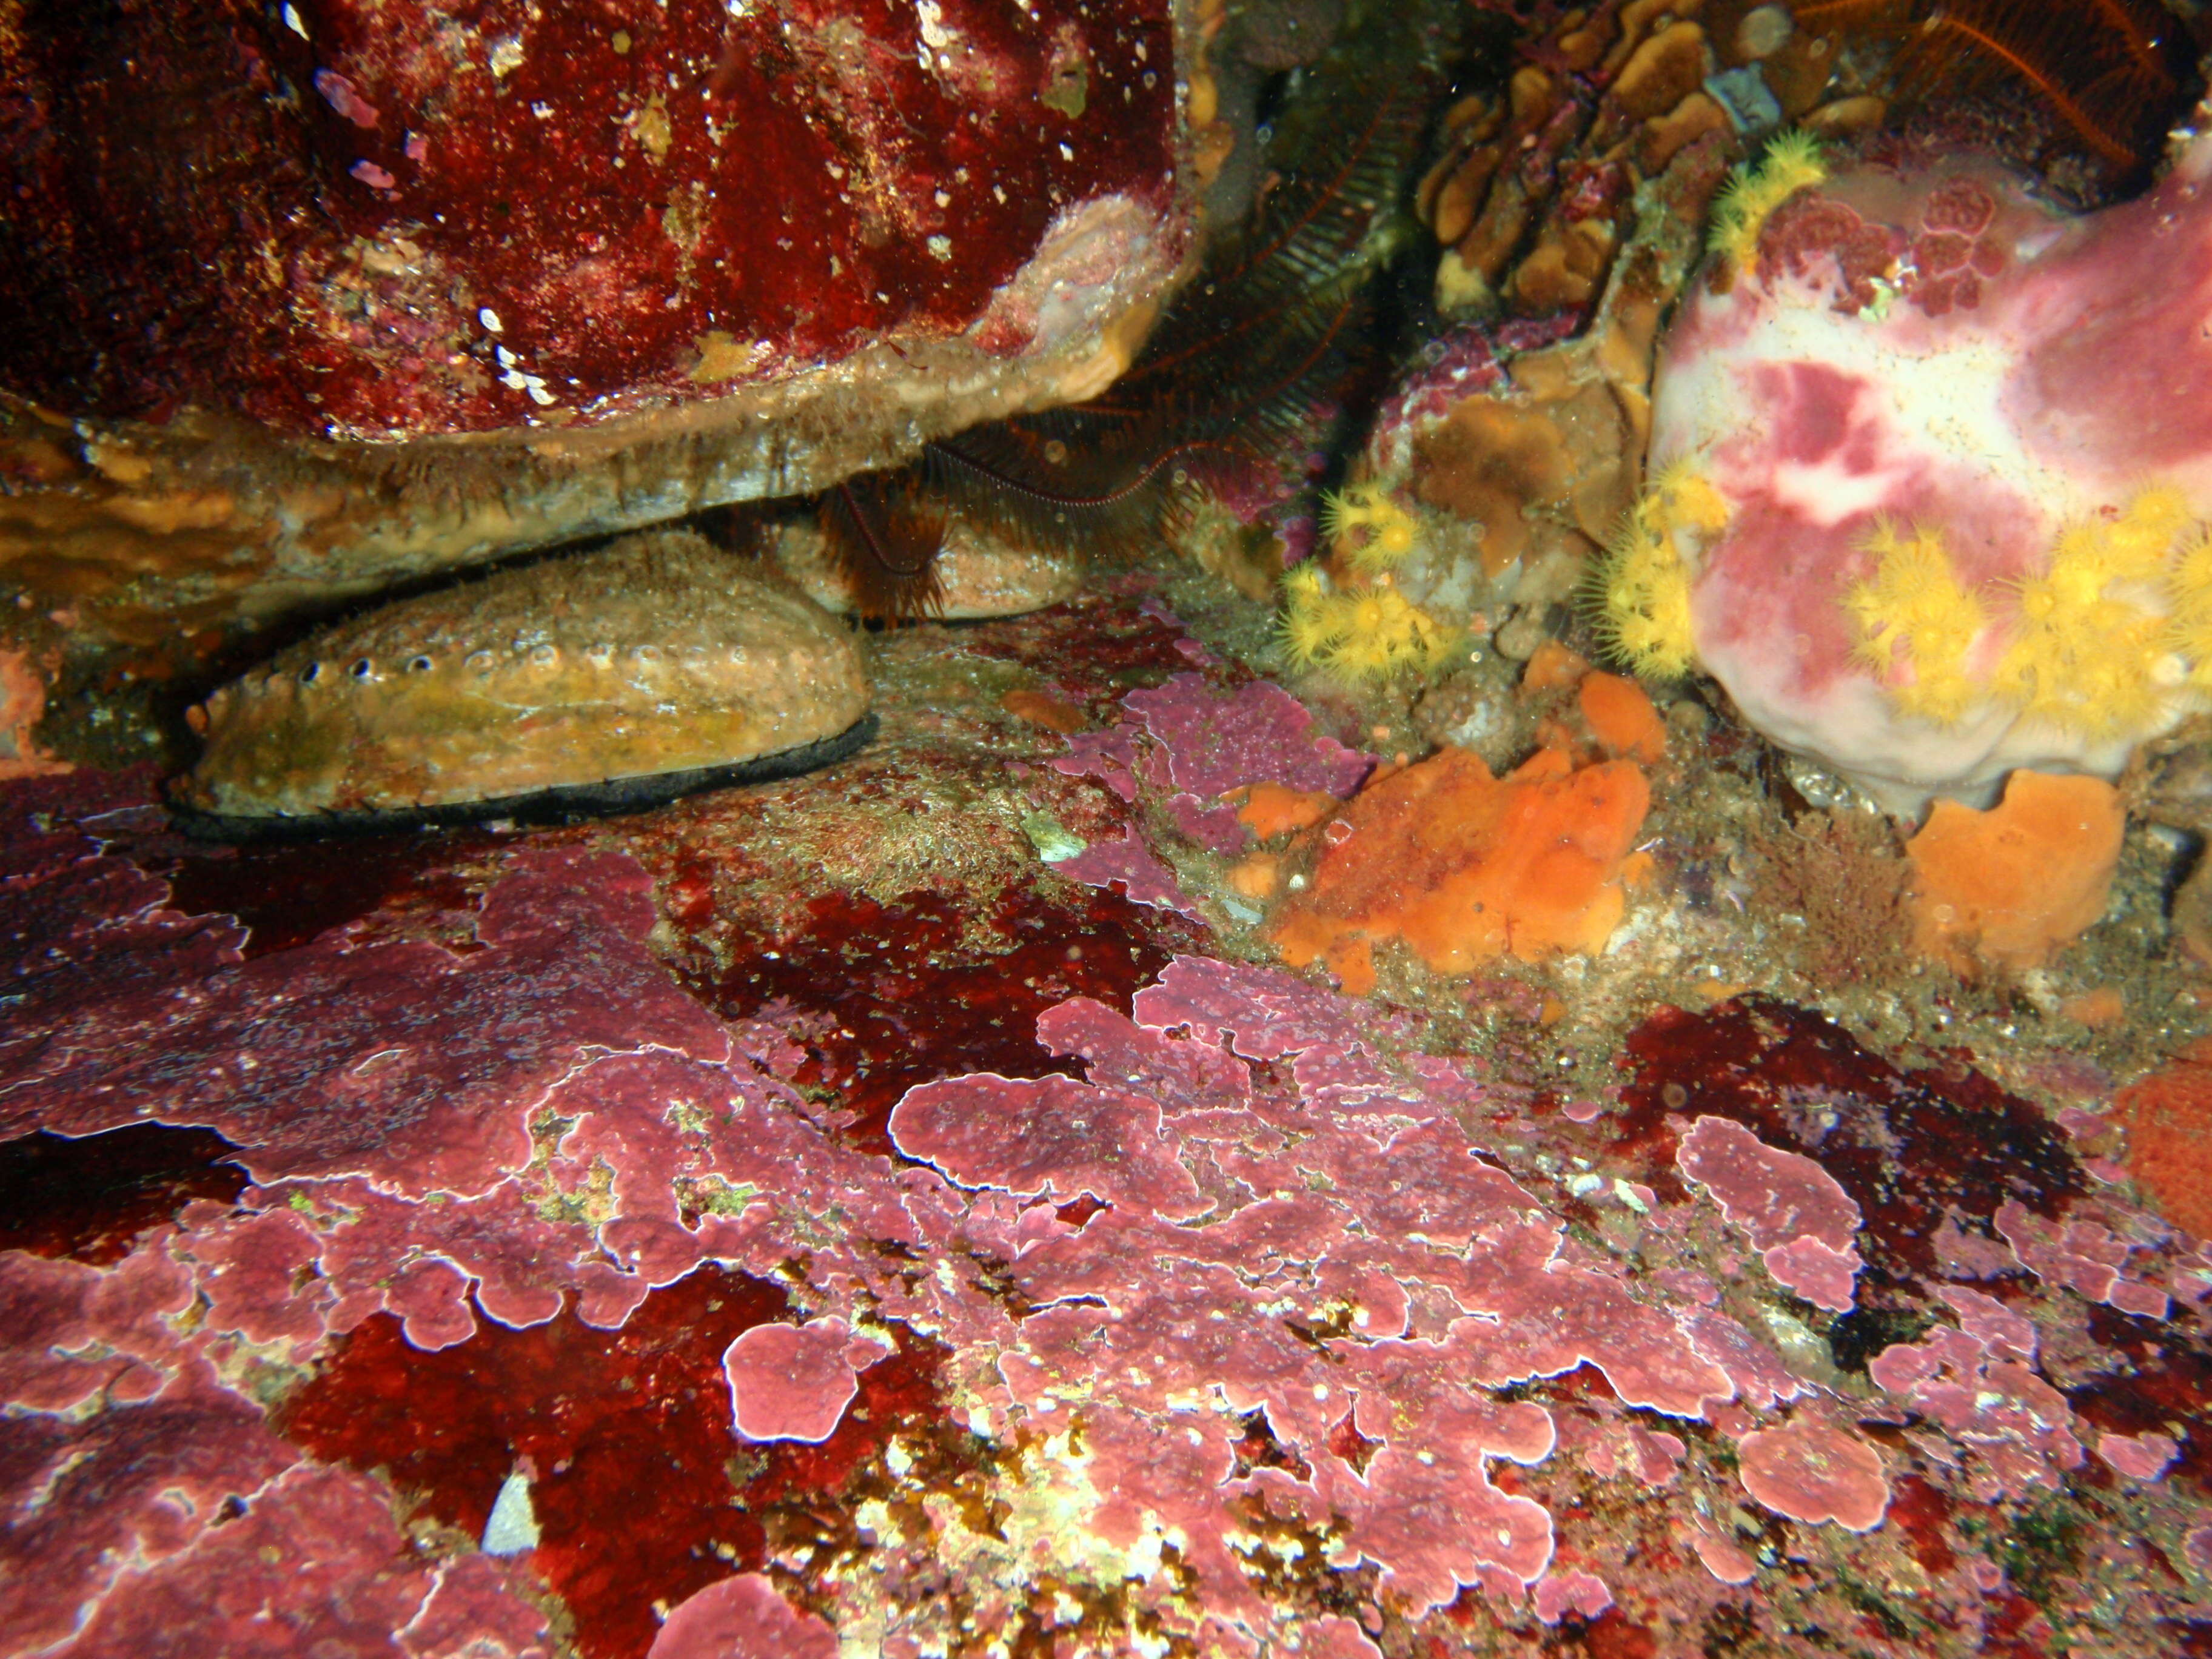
[165,713,880,845]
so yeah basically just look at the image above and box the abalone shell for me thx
[0,0,1197,649]
[176,531,868,831]
[2,0,1185,440]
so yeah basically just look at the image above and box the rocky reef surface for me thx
[5,566,2211,1658]
[9,1,2212,1654]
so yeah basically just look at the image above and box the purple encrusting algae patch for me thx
[1121,673,1374,801]
[1045,672,1372,897]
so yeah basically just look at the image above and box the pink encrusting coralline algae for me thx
[1629,124,2212,812]
[1676,1115,1865,1313]
[4,748,2211,1655]
[0,777,1833,1652]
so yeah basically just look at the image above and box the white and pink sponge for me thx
[1618,128,2212,813]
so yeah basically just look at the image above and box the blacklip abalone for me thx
[175,530,870,836]
[0,0,1196,651]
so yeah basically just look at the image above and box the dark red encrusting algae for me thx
[1615,997,2087,1298]
[282,1265,954,1659]
[0,1124,248,1265]
[682,883,1202,1153]
[956,589,1213,685]
[2070,1304,2212,1487]
[1883,1472,1959,1575]
[163,830,491,958]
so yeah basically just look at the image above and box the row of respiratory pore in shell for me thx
[178,532,872,823]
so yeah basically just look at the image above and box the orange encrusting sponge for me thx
[1578,671,1669,764]
[1233,783,1344,840]
[1267,745,1651,996]
[1905,770,2124,976]
[2116,1037,2212,1240]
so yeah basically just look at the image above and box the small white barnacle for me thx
[586,642,614,668]
[528,643,559,668]
[466,650,497,675]
[632,643,663,663]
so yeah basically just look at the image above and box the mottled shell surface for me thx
[183,531,868,819]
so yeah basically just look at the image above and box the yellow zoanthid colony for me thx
[1841,490,2212,742]
[1276,484,1455,687]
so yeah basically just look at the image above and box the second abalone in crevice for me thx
[176,530,870,834]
